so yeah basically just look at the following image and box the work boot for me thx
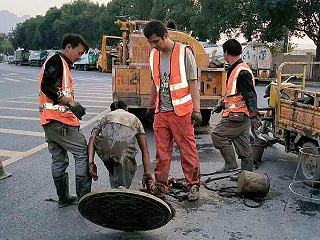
[218,146,238,172]
[241,156,254,171]
[230,156,254,181]
[187,185,200,201]
[53,173,78,208]
[0,165,12,180]
[76,176,92,199]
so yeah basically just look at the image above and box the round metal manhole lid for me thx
[78,189,173,232]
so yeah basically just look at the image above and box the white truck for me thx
[242,43,272,83]
[73,48,100,71]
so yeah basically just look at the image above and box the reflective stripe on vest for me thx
[39,103,71,112]
[149,42,193,116]
[38,55,79,126]
[222,62,254,117]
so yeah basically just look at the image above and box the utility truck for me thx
[258,62,320,184]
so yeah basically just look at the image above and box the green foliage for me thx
[150,0,194,31]
[0,33,14,54]
[3,0,319,76]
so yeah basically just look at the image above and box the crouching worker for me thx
[88,101,154,191]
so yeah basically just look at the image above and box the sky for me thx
[0,0,316,49]
[0,0,111,17]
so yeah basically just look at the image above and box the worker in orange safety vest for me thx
[211,39,261,180]
[38,34,92,207]
[143,20,202,201]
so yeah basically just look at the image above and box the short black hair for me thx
[143,20,168,39]
[61,33,89,53]
[166,21,176,30]
[222,39,242,56]
[110,101,127,111]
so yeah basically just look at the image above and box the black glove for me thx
[250,116,262,130]
[212,98,224,114]
[67,100,86,120]
[191,111,202,126]
[89,162,98,181]
[146,108,155,123]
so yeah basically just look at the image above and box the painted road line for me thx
[0,128,44,137]
[0,100,37,104]
[73,100,112,104]
[2,77,22,82]
[0,94,37,102]
[77,93,111,97]
[0,116,39,120]
[0,106,38,111]
[3,109,110,167]
[0,107,101,115]
[0,150,24,157]
[18,77,38,82]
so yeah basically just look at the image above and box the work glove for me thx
[89,162,98,181]
[67,100,86,120]
[191,111,202,126]
[142,173,155,192]
[250,116,262,130]
[212,98,224,114]
[146,108,155,123]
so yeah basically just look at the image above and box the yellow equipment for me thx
[100,19,227,125]
[260,62,320,183]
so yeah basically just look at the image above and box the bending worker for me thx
[88,101,154,191]
[211,39,261,178]
[39,34,92,208]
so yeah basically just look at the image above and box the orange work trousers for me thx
[153,111,201,193]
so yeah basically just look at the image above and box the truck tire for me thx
[297,141,320,188]
[84,65,88,71]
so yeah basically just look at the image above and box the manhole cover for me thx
[78,189,173,232]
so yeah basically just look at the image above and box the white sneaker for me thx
[187,185,200,201]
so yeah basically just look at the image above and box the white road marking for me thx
[0,128,44,137]
[0,116,38,120]
[18,77,38,82]
[3,77,22,82]
[3,109,110,167]
[0,150,24,157]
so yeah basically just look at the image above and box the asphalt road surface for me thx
[0,62,319,240]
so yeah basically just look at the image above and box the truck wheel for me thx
[297,141,320,187]
[200,109,211,126]
[84,65,88,71]
[98,66,102,72]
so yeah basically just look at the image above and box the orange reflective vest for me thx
[222,62,255,117]
[38,55,79,126]
[149,42,193,116]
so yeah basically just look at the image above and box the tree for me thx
[149,0,194,31]
[0,33,14,54]
[295,0,320,80]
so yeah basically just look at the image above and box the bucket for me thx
[238,170,270,198]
